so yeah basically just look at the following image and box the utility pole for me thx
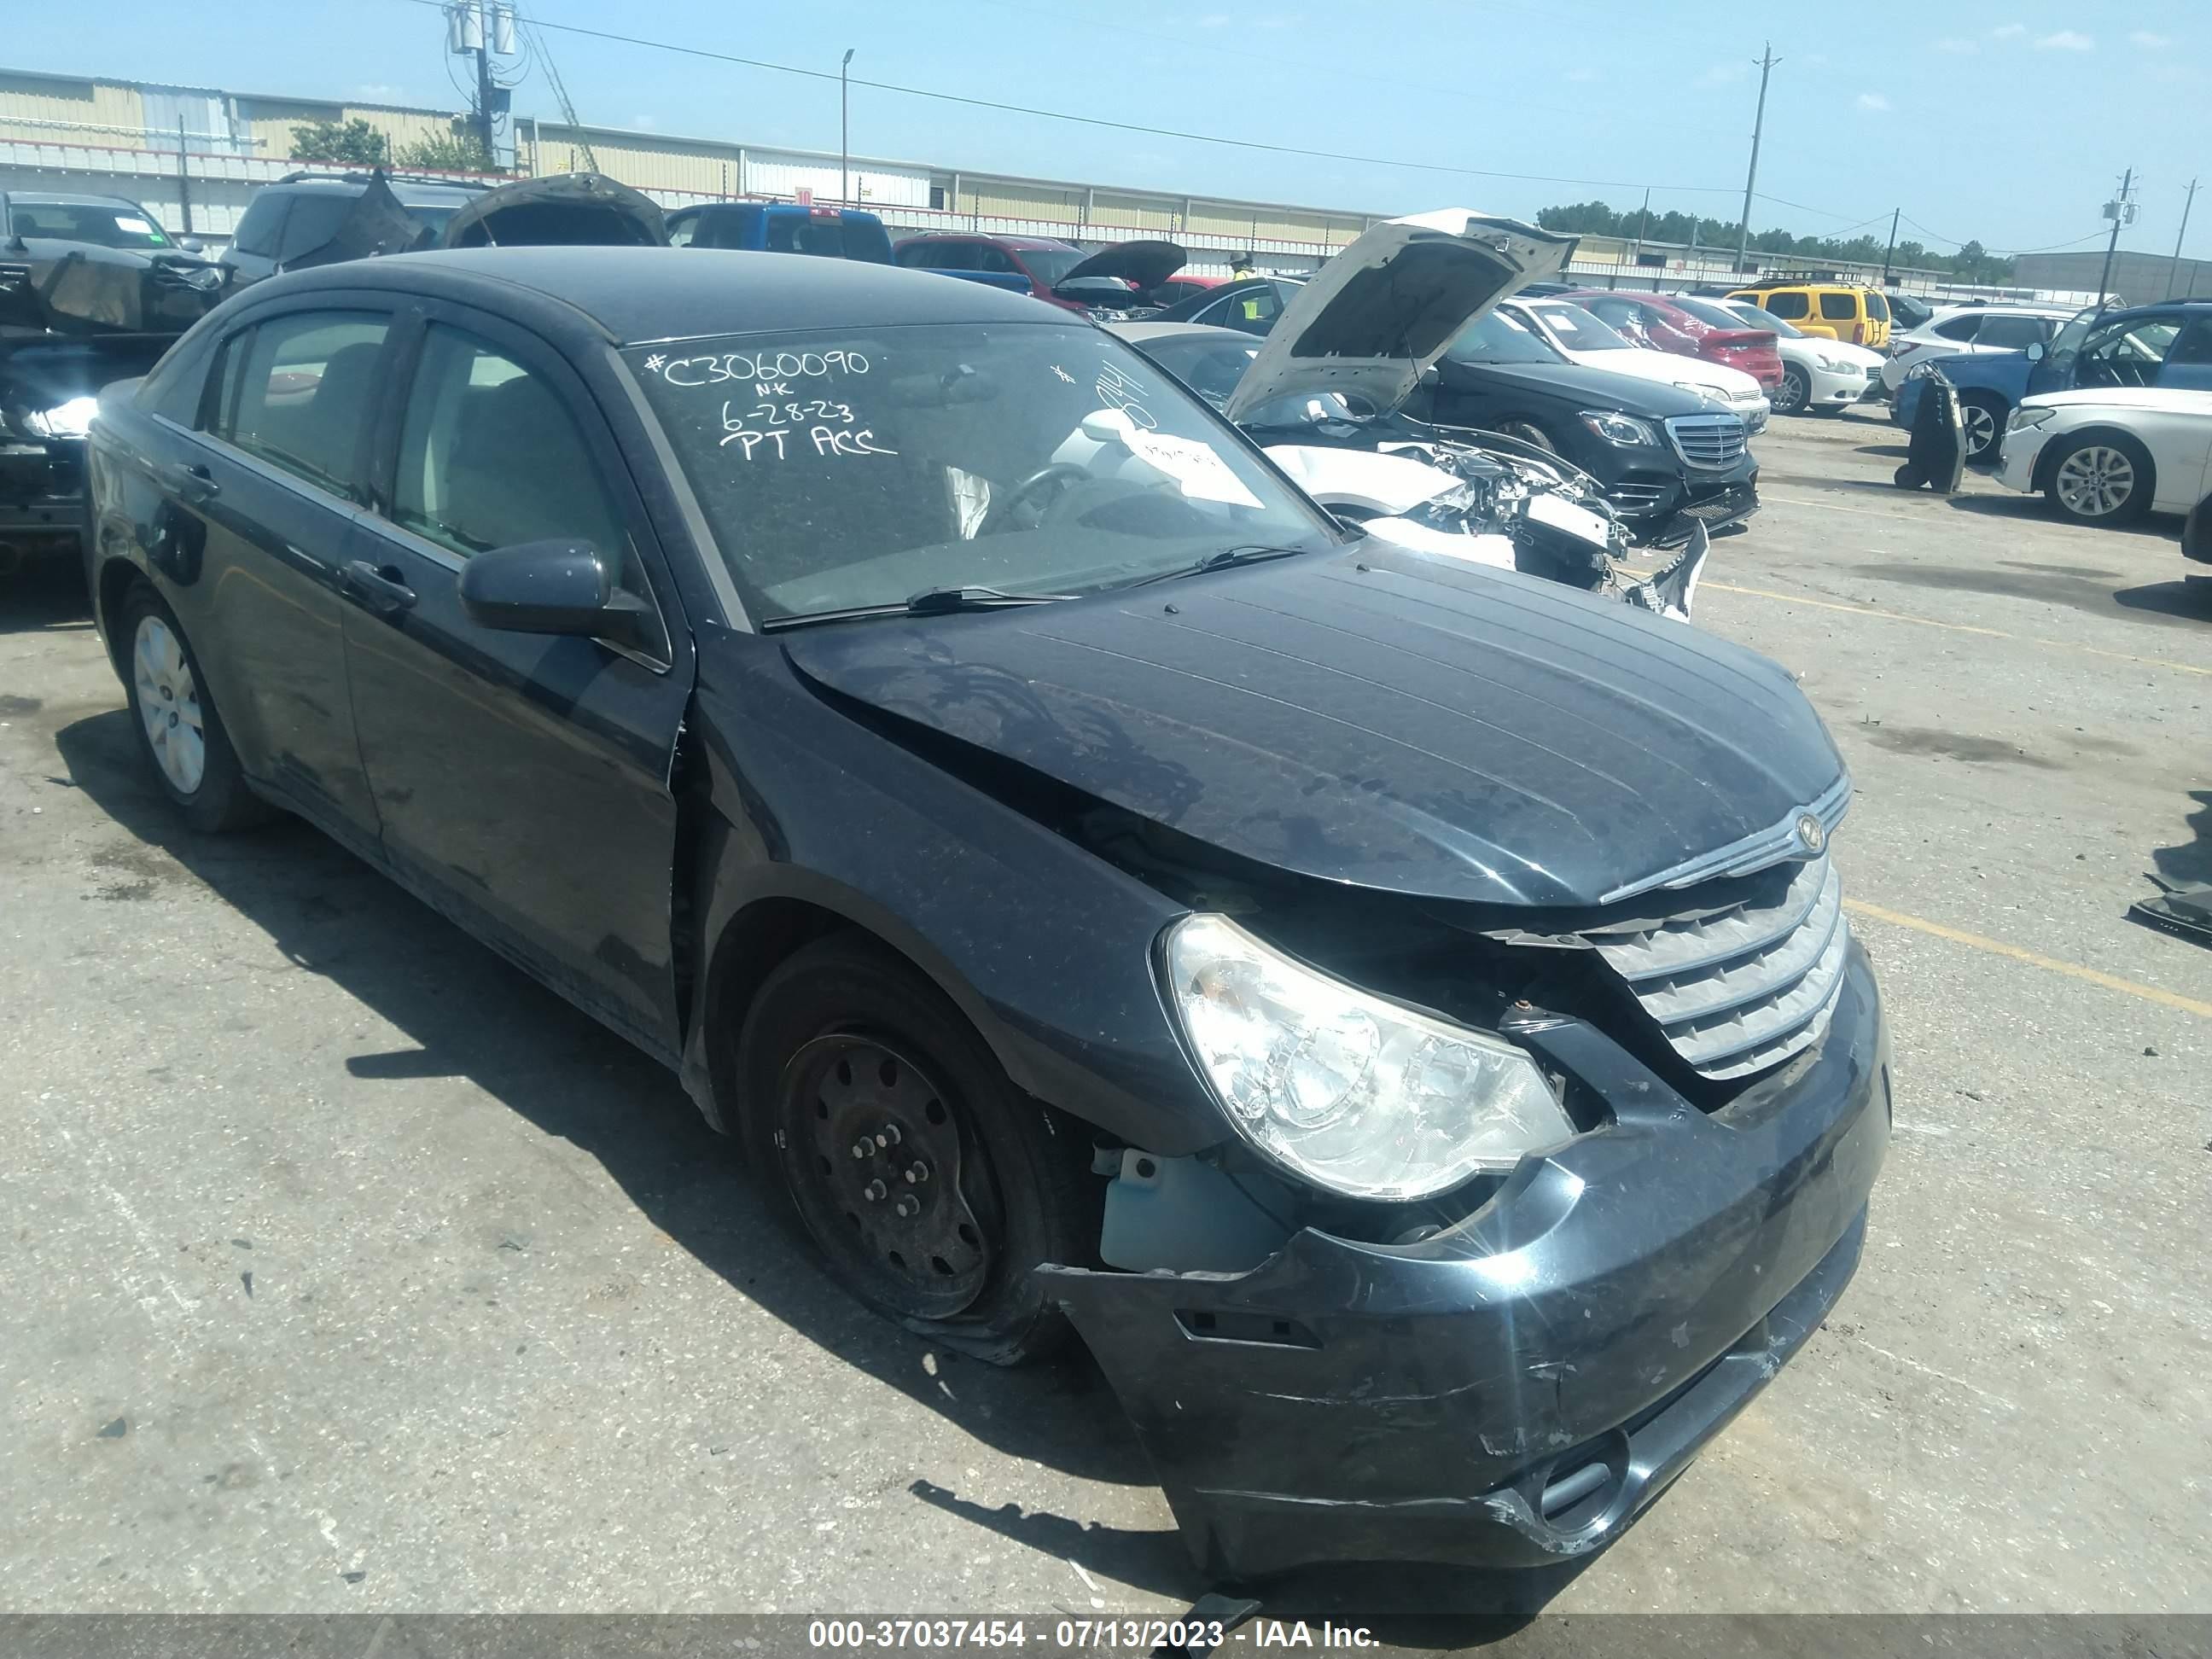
[175,116,193,236]
[1878,207,1900,283]
[1633,185,1650,265]
[2167,178,2198,300]
[1735,43,1779,273]
[2097,167,2137,309]
[474,32,497,166]
[840,48,855,204]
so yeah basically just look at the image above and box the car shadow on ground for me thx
[50,703,1582,1631]
[1847,558,2212,632]
[1852,442,1909,460]
[0,557,96,638]
[1941,491,2186,541]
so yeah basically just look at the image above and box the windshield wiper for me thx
[1127,544,1318,587]
[760,585,1071,632]
[902,585,1072,614]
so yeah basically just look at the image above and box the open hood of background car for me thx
[783,542,1842,910]
[438,172,668,248]
[1223,209,1576,424]
[1058,239,1188,291]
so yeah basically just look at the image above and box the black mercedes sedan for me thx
[1408,308,1761,544]
[85,244,1885,1580]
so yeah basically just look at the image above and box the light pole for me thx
[841,48,855,205]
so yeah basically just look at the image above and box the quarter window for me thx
[1933,314,1982,341]
[392,323,637,591]
[1818,292,1857,320]
[214,310,390,500]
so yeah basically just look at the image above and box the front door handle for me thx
[160,461,218,504]
[340,559,417,616]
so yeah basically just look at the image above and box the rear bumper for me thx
[1043,943,1889,1580]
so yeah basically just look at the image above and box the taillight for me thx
[1852,322,1866,344]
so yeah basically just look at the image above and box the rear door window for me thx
[213,309,390,500]
[1222,282,1284,335]
[1818,292,1858,321]
[1764,291,1809,319]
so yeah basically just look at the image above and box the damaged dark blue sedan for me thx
[84,223,1887,1581]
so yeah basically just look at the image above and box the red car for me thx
[1563,289,1784,392]
[892,233,1101,313]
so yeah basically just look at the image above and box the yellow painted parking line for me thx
[1843,898,2212,1020]
[1703,580,2212,678]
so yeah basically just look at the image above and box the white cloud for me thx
[1856,91,1891,111]
[2034,29,2094,49]
[1933,37,1977,53]
[1565,66,1600,83]
[1992,22,2026,38]
[2129,29,2171,47]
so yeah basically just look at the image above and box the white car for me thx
[1500,298,1771,432]
[1880,303,2079,393]
[1994,387,2212,525]
[1714,298,1884,416]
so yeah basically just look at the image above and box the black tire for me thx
[1958,393,2006,463]
[2042,432,2155,526]
[736,933,1099,1365]
[1774,365,1811,416]
[1494,419,1557,453]
[119,584,270,833]
[1893,463,1923,489]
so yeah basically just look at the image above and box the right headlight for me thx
[1577,409,1659,446]
[1162,914,1575,1200]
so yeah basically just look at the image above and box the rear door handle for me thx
[340,559,417,616]
[160,461,218,504]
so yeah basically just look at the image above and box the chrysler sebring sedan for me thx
[84,235,1886,1579]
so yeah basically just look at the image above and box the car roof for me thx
[896,231,1079,249]
[268,177,486,206]
[6,190,143,207]
[248,246,1074,344]
[1112,320,1251,346]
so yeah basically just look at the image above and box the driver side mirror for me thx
[2026,341,2046,362]
[457,539,659,654]
[177,236,206,254]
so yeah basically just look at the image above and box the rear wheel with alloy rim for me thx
[1959,393,2005,463]
[1774,365,1811,416]
[736,934,1098,1364]
[119,585,269,832]
[2045,434,2153,525]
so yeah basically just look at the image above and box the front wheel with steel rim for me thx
[2045,434,2153,526]
[1774,364,1811,416]
[736,934,1100,1364]
[119,585,268,832]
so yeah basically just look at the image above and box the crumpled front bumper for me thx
[1040,941,1888,1581]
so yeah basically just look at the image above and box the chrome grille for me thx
[1584,854,1850,1080]
[1605,481,1667,510]
[1665,413,1749,470]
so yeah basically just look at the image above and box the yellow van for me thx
[1727,283,1892,350]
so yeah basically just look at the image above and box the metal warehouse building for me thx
[2010,248,2212,306]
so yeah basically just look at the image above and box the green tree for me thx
[395,131,500,173]
[289,118,390,166]
[1535,199,2016,282]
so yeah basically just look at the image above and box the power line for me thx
[384,0,1741,195]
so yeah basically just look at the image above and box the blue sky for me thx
[9,1,2208,259]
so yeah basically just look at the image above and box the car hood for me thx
[438,172,667,248]
[1060,239,1187,290]
[780,544,1842,909]
[1224,210,1576,424]
[0,242,223,333]
[2020,386,2212,416]
[1435,355,1718,418]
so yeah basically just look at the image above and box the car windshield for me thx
[1135,334,1260,410]
[1529,303,1633,351]
[7,199,171,248]
[1725,301,1803,338]
[1447,308,1567,365]
[399,203,463,238]
[1017,247,1086,286]
[629,323,1340,626]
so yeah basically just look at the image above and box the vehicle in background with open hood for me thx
[1115,214,1698,619]
[0,190,224,578]
[894,231,1187,320]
